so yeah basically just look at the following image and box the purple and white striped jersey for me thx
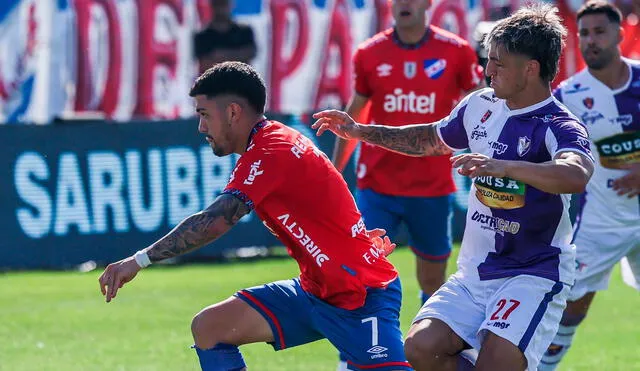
[436,88,594,284]
[554,58,640,229]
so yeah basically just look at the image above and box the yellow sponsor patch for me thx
[595,131,640,169]
[474,176,526,210]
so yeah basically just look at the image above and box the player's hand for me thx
[367,228,397,257]
[451,153,508,178]
[98,256,141,303]
[311,110,361,139]
[611,163,640,198]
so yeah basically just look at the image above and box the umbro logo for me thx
[376,63,392,77]
[367,345,388,354]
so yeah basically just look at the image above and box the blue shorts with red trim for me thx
[235,277,413,371]
[356,188,452,262]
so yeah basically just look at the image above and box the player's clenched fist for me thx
[98,256,141,303]
[311,110,361,139]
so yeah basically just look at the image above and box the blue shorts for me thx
[356,188,452,262]
[235,277,412,371]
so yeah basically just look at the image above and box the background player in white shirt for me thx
[313,4,595,370]
[540,2,640,369]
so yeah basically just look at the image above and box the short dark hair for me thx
[484,3,566,83]
[189,61,266,114]
[576,0,622,24]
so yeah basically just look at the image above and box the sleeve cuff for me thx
[554,148,595,163]
[436,124,464,152]
[222,188,255,210]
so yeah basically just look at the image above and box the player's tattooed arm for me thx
[358,123,452,157]
[145,194,250,262]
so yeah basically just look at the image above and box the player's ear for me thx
[227,102,242,123]
[526,59,540,79]
[617,24,624,45]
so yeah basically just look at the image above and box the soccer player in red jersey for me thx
[98,62,412,371]
[332,0,484,312]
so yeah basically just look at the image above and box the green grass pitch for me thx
[1,246,638,370]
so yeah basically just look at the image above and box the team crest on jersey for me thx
[481,110,492,123]
[423,59,447,79]
[583,97,594,109]
[404,62,417,79]
[517,136,531,157]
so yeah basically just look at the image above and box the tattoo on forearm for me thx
[146,194,250,262]
[359,124,452,156]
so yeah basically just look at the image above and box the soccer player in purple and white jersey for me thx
[312,4,595,371]
[540,2,640,369]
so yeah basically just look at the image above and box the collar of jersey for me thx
[586,58,634,95]
[503,95,555,116]
[391,27,430,50]
[246,118,268,150]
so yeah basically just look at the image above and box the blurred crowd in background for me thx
[0,0,638,125]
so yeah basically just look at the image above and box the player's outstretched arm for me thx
[452,151,594,194]
[98,193,250,302]
[313,110,451,157]
[145,193,251,261]
[332,94,369,172]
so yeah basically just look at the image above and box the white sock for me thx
[538,323,578,371]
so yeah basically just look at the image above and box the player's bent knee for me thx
[191,299,238,349]
[191,309,221,349]
[404,318,461,367]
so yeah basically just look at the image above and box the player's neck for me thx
[588,57,629,90]
[395,25,428,45]
[504,83,551,111]
[236,115,266,154]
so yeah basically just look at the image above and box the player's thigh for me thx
[570,227,635,301]
[192,295,274,347]
[356,188,402,239]
[316,278,412,371]
[475,331,526,371]
[234,278,324,351]
[622,239,640,290]
[404,194,453,262]
[409,275,484,354]
[480,275,569,371]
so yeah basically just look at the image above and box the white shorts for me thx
[569,225,640,301]
[413,273,569,371]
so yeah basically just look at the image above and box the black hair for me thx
[577,0,623,24]
[189,61,266,114]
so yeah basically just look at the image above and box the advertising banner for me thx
[0,115,474,269]
[3,0,635,124]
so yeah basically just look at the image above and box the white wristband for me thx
[134,250,152,268]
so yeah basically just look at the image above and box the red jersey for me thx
[353,26,483,197]
[621,16,640,59]
[224,120,398,310]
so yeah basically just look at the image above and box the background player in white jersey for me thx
[540,2,640,369]
[313,4,595,370]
